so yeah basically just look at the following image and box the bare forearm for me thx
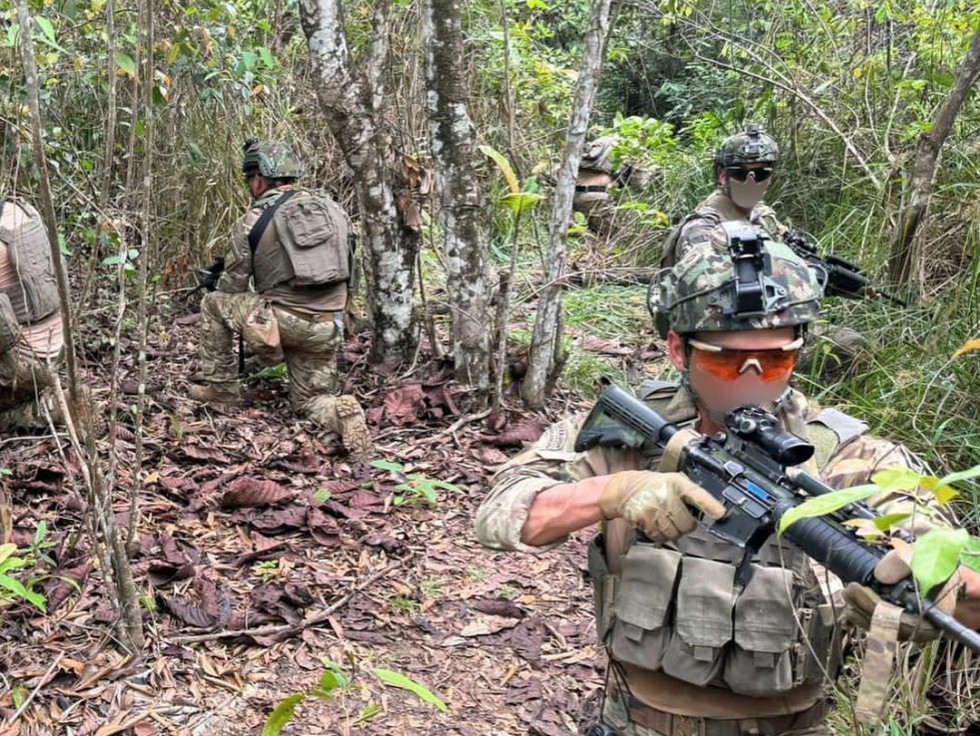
[520,476,609,547]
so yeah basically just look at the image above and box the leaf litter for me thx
[0,308,605,735]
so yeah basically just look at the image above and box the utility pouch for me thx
[607,544,681,671]
[242,302,283,366]
[660,556,734,687]
[0,294,20,354]
[723,564,798,695]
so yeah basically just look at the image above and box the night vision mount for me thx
[711,223,789,317]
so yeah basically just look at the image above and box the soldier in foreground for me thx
[660,123,867,378]
[476,226,980,735]
[0,198,65,431]
[188,140,372,459]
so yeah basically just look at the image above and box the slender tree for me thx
[424,0,491,398]
[15,0,143,653]
[299,0,420,364]
[521,0,613,408]
[889,25,980,299]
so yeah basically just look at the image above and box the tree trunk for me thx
[299,0,419,364]
[16,0,143,653]
[521,0,613,408]
[888,25,980,299]
[424,0,491,399]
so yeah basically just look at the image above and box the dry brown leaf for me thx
[183,444,233,464]
[383,383,426,424]
[220,477,295,509]
[159,595,215,628]
[459,615,522,637]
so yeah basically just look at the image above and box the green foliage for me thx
[0,543,47,613]
[261,694,305,736]
[374,668,448,713]
[263,655,446,734]
[370,460,464,507]
[779,465,980,593]
[777,485,877,536]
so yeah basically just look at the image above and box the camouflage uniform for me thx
[574,136,650,239]
[659,199,867,378]
[478,234,947,736]
[0,199,64,432]
[476,383,946,736]
[658,126,867,378]
[195,141,371,458]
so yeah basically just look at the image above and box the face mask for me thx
[727,176,771,210]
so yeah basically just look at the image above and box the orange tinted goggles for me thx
[689,337,803,383]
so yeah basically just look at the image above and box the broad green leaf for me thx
[312,670,345,699]
[934,464,980,495]
[910,528,970,594]
[777,485,877,536]
[371,459,405,473]
[0,544,16,565]
[953,338,980,358]
[961,538,980,574]
[10,685,27,709]
[478,145,520,194]
[355,704,383,723]
[501,192,545,214]
[116,53,137,79]
[0,575,46,611]
[261,694,305,736]
[873,513,910,532]
[35,17,57,46]
[870,467,924,493]
[319,658,350,688]
[374,668,447,712]
[931,485,960,505]
[258,46,274,69]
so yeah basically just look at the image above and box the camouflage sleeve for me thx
[216,212,256,294]
[675,216,715,256]
[820,434,953,534]
[475,413,618,554]
[753,204,789,240]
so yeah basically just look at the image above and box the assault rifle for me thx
[194,256,225,293]
[782,229,906,307]
[575,384,980,653]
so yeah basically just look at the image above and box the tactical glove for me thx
[841,548,963,642]
[598,470,726,543]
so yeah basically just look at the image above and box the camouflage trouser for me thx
[602,688,833,736]
[0,350,58,431]
[575,196,616,237]
[798,322,869,380]
[200,291,353,430]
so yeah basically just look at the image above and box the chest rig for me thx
[587,381,843,697]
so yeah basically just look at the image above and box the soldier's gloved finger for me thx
[874,548,913,586]
[841,581,879,623]
[643,514,685,544]
[674,479,726,521]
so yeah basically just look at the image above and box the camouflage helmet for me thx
[649,222,822,338]
[242,139,305,179]
[714,123,780,170]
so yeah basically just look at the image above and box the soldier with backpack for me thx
[0,198,66,431]
[187,140,372,459]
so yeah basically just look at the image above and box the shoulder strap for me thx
[248,190,300,255]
